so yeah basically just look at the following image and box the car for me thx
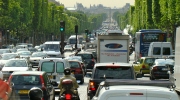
[7,71,55,100]
[0,49,11,55]
[92,79,178,100]
[133,57,156,76]
[87,62,137,99]
[16,48,29,53]
[38,58,70,92]
[168,55,175,60]
[73,44,82,51]
[29,52,48,67]
[64,45,73,51]
[0,53,20,70]
[76,51,96,72]
[18,51,32,59]
[28,48,38,53]
[85,49,97,61]
[65,56,87,75]
[2,59,32,81]
[68,60,85,84]
[16,44,28,49]
[150,59,174,80]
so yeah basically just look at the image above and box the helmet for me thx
[0,71,3,80]
[28,87,43,100]
[64,68,71,75]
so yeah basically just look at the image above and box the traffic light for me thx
[60,21,65,32]
[85,29,89,35]
[75,25,78,33]
[89,32,91,36]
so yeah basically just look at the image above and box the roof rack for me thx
[102,79,175,91]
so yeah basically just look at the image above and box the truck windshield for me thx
[69,39,76,44]
[44,44,60,51]
[94,67,132,79]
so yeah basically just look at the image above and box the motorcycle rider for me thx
[58,68,79,96]
[0,71,11,100]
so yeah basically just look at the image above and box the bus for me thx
[135,29,167,61]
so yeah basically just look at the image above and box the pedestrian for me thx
[0,71,11,100]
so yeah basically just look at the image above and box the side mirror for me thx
[136,74,142,78]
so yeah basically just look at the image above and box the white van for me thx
[43,41,61,57]
[38,58,70,91]
[148,42,172,58]
[67,35,79,46]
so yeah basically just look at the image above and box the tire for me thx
[150,75,155,80]
[80,78,84,84]
[140,70,144,77]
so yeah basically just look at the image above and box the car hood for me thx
[30,57,43,60]
[2,67,29,71]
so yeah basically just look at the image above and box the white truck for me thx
[97,32,129,63]
[174,26,180,93]
[43,41,61,57]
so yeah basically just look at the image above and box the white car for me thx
[1,59,32,81]
[29,52,48,67]
[92,80,179,100]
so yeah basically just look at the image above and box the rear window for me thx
[69,62,80,68]
[144,58,156,64]
[57,62,64,73]
[77,54,93,59]
[94,67,132,79]
[163,47,170,55]
[153,47,161,55]
[41,62,54,73]
[10,75,41,85]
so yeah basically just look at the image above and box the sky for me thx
[56,0,135,8]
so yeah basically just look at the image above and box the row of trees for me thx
[0,0,107,46]
[113,0,180,49]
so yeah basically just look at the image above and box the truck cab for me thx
[43,41,61,57]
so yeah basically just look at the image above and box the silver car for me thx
[29,52,48,67]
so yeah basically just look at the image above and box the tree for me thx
[152,0,161,28]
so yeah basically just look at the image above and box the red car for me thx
[68,60,85,84]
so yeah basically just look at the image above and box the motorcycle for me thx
[59,79,79,100]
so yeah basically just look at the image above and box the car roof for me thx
[12,71,45,75]
[77,51,92,54]
[155,59,174,61]
[2,53,18,55]
[140,57,156,59]
[68,60,81,63]
[40,58,66,62]
[44,41,60,44]
[95,62,132,67]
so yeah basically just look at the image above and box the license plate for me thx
[49,76,53,79]
[71,72,74,74]
[162,68,168,71]
[18,90,29,93]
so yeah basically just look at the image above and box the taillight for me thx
[140,53,142,58]
[153,66,158,71]
[7,75,12,84]
[91,64,94,66]
[40,75,45,90]
[130,93,143,95]
[78,70,83,74]
[142,65,145,68]
[65,94,71,100]
[92,58,95,62]
[37,67,39,71]
[89,82,95,91]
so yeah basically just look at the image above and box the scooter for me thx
[59,79,79,100]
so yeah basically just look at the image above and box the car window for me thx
[140,59,143,64]
[77,54,93,59]
[69,62,80,68]
[94,67,132,79]
[41,62,54,73]
[57,62,64,73]
[155,60,174,65]
[10,75,41,85]
[153,47,161,55]
[32,53,47,57]
[163,47,170,55]
[0,50,10,54]
[0,54,17,60]
[144,58,155,64]
[5,60,27,67]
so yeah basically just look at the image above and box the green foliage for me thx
[152,0,161,28]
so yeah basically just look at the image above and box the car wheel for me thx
[140,70,144,77]
[80,78,84,84]
[150,75,155,80]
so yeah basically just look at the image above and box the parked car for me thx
[2,59,32,81]
[92,79,178,100]
[150,59,174,80]
[87,62,138,99]
[7,71,55,100]
[38,58,70,92]
[76,51,96,72]
[133,57,156,76]
[68,60,85,84]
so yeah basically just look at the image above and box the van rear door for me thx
[162,42,172,57]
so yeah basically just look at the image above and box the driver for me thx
[58,68,79,95]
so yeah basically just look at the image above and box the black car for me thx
[76,51,96,72]
[150,59,174,80]
[8,71,55,100]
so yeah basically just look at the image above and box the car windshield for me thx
[65,45,72,48]
[18,52,31,55]
[94,67,132,79]
[31,53,46,57]
[5,60,27,67]
[10,75,41,85]
[67,57,82,62]
[0,50,10,54]
[144,58,156,64]
[57,62,64,73]
[0,54,17,60]
[155,59,174,65]
[41,62,54,73]
[77,54,93,59]
[69,62,80,68]
[44,44,60,51]
[29,48,37,52]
